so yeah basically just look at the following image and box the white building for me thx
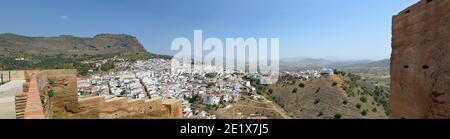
[202,95,221,105]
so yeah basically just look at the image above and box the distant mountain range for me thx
[0,33,149,57]
[280,57,384,68]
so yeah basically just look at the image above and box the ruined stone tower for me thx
[390,0,450,118]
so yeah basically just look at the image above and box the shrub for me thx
[361,109,368,116]
[356,103,362,109]
[334,113,342,119]
[120,90,127,96]
[101,60,115,71]
[188,95,199,103]
[343,100,348,105]
[314,98,320,105]
[372,108,378,112]
[206,83,216,88]
[48,79,56,86]
[40,95,45,105]
[315,87,321,93]
[256,86,267,94]
[292,88,298,93]
[268,89,273,94]
[47,89,55,97]
[332,82,338,86]
[317,112,323,117]
[360,96,367,103]
[298,83,305,88]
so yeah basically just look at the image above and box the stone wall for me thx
[390,0,450,118]
[43,69,79,112]
[34,71,52,118]
[162,99,183,119]
[12,69,78,119]
[77,96,182,119]
[0,70,25,82]
[21,71,45,119]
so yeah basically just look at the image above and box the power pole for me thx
[1,74,3,84]
[9,71,11,81]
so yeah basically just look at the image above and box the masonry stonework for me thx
[77,96,181,119]
[43,69,79,112]
[390,0,450,118]
[10,69,182,119]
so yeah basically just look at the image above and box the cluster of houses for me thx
[77,72,147,99]
[281,68,335,80]
[76,59,263,119]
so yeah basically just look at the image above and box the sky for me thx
[0,0,419,60]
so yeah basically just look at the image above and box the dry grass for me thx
[266,75,388,119]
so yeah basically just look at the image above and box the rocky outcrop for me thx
[0,33,148,56]
[390,0,450,119]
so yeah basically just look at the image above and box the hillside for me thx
[261,74,389,119]
[0,33,148,57]
[0,33,172,71]
[339,59,390,88]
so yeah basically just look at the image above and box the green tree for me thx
[372,108,378,112]
[48,79,56,87]
[73,61,90,76]
[101,61,115,71]
[120,90,127,96]
[314,98,320,105]
[332,82,338,86]
[317,112,323,117]
[315,87,321,93]
[298,83,305,88]
[268,89,273,94]
[360,96,368,103]
[356,103,362,109]
[334,113,342,119]
[343,100,348,105]
[47,89,55,97]
[361,109,368,116]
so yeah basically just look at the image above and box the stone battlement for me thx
[78,96,182,119]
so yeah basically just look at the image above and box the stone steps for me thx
[15,93,28,119]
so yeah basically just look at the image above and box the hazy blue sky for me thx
[0,0,418,60]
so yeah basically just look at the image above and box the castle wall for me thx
[390,0,450,118]
[0,70,25,82]
[8,69,182,119]
[43,69,79,112]
[77,96,181,119]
